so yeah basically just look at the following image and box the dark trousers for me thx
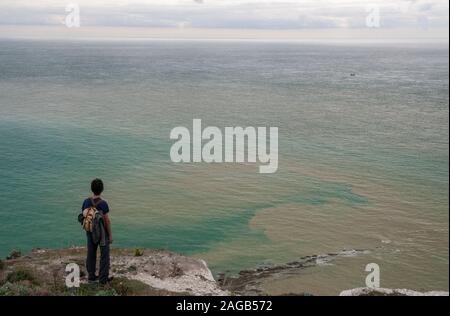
[86,233,110,283]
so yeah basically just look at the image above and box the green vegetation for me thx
[110,277,151,296]
[134,248,144,257]
[0,282,35,296]
[0,267,43,296]
[67,283,118,296]
[0,266,175,296]
[65,277,167,296]
[6,268,38,285]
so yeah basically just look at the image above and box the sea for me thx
[0,39,448,295]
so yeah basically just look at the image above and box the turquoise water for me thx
[0,40,448,294]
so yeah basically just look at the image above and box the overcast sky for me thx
[0,0,448,39]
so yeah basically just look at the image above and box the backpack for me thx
[79,198,104,244]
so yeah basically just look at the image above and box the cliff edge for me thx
[0,247,228,296]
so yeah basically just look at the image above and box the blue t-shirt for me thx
[82,197,109,215]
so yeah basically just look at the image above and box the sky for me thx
[0,0,448,40]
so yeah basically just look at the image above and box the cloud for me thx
[0,0,448,30]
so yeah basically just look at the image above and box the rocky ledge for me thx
[1,248,448,296]
[340,287,449,296]
[0,247,228,296]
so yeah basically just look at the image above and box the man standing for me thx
[81,178,113,285]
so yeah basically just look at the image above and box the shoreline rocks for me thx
[340,287,449,296]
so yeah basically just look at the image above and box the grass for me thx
[0,270,155,296]
[67,283,118,296]
[0,265,179,296]
[66,278,162,296]
[0,282,35,296]
[0,267,42,296]
[6,268,39,285]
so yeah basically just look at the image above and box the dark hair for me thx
[91,178,104,195]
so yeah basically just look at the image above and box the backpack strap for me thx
[91,197,102,207]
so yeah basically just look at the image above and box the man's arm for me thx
[103,213,113,243]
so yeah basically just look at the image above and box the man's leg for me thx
[86,233,98,281]
[99,241,110,284]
